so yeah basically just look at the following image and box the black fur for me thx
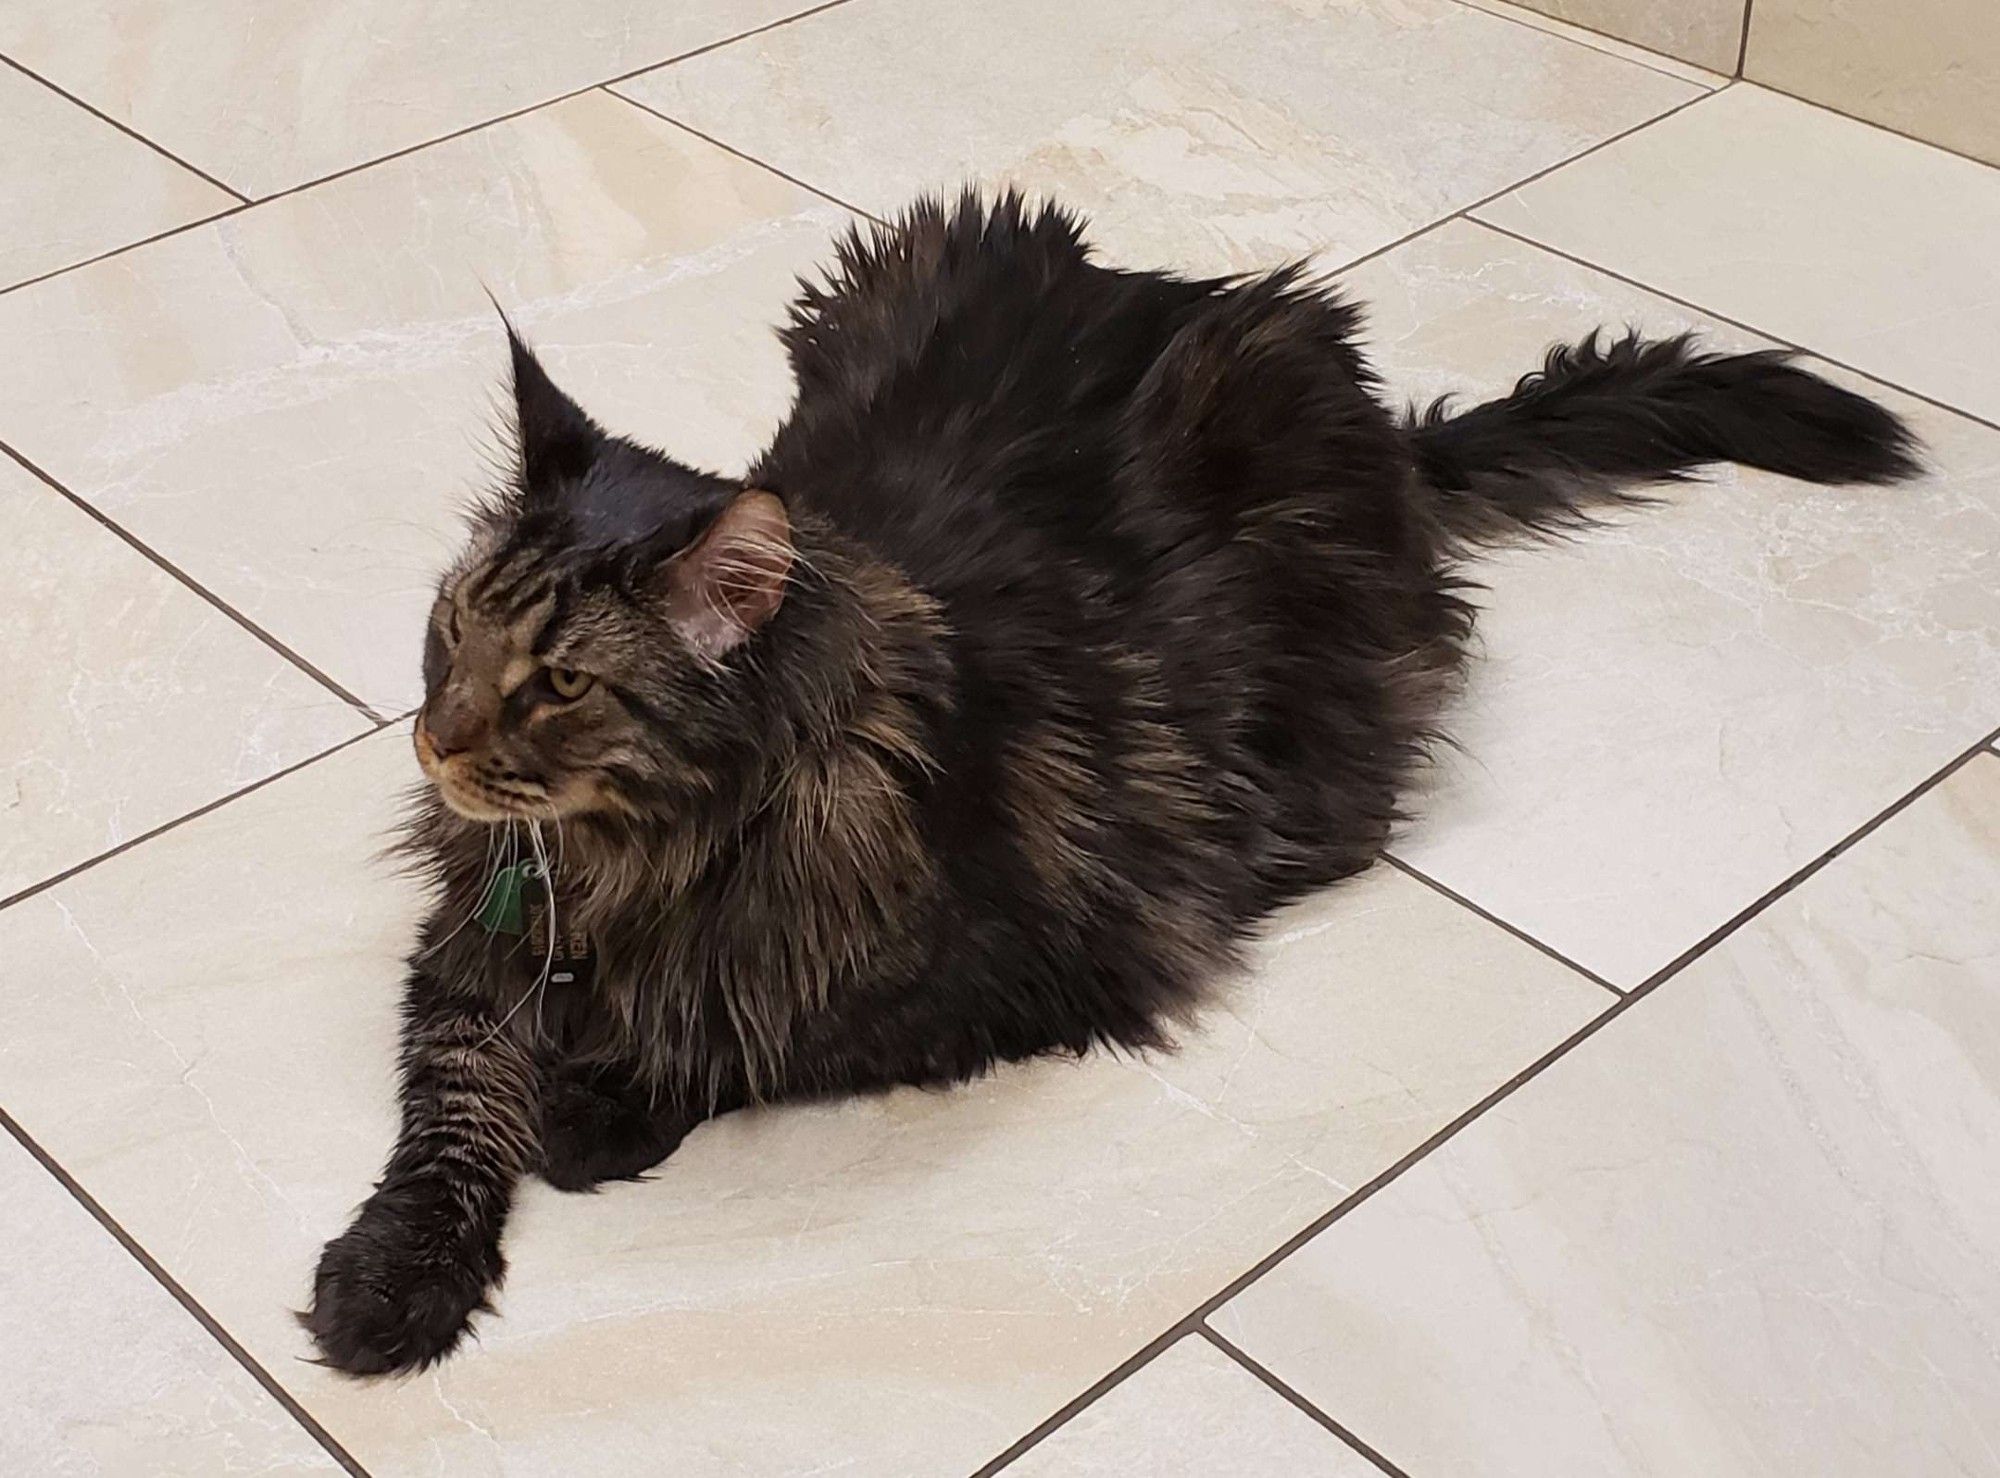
[305,191,1921,1373]
[1411,329,1921,537]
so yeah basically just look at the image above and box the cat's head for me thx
[415,328,796,824]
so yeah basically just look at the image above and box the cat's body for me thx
[305,192,1918,1374]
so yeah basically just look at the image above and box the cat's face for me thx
[414,329,794,824]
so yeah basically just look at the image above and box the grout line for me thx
[1447,0,1726,89]
[223,0,862,211]
[1621,724,2000,992]
[975,721,2000,1475]
[601,90,884,223]
[1464,216,2000,437]
[1736,0,1756,76]
[1381,854,1625,997]
[0,0,860,302]
[1731,75,2000,175]
[1419,80,1727,214]
[969,1340,1179,1476]
[0,201,251,296]
[0,718,403,915]
[972,985,1650,1475]
[1,441,384,721]
[973,1338,1183,1476]
[0,1105,371,1477]
[0,53,250,202]
[626,9,1724,296]
[1197,1325,1412,1478]
[1320,82,1730,284]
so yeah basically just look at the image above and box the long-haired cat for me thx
[304,191,1917,1373]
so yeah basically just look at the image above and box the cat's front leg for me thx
[304,968,536,1375]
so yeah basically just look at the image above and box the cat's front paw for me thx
[301,1186,500,1376]
[539,1073,691,1193]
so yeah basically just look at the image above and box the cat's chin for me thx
[429,781,548,826]
[430,779,619,829]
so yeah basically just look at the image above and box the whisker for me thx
[414,819,504,961]
[526,819,557,1038]
[477,819,557,1048]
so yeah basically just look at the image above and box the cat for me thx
[304,190,1918,1374]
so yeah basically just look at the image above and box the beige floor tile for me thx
[616,0,1701,276]
[0,63,233,289]
[1477,84,2000,424]
[1162,864,1610,1188]
[0,90,851,717]
[1508,0,1741,73]
[0,458,367,903]
[0,1,822,198]
[1747,0,2000,168]
[1453,0,1730,86]
[1216,754,2000,1477]
[1006,1334,1376,1477]
[0,1133,335,1475]
[0,725,1604,1476]
[1340,219,2000,986]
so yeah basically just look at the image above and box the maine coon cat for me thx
[305,191,1918,1373]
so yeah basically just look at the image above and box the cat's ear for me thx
[504,322,602,495]
[661,491,794,660]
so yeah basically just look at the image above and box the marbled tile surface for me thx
[0,91,849,717]
[0,62,232,289]
[3,3,1997,1470]
[1217,756,2000,1477]
[1454,0,1730,86]
[0,726,1604,1476]
[1510,0,1741,72]
[1341,220,2000,986]
[0,0,822,197]
[0,1132,336,1475]
[618,0,1703,275]
[1005,1335,1377,1477]
[1478,84,2000,423]
[1748,0,2000,168]
[0,456,367,903]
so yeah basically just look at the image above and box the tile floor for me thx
[0,2,1994,1474]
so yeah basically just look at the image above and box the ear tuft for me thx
[663,492,794,660]
[499,315,602,495]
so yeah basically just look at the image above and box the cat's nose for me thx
[422,704,489,759]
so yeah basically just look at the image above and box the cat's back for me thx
[754,191,1217,588]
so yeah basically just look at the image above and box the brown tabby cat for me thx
[304,191,1918,1373]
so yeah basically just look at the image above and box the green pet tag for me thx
[476,861,539,936]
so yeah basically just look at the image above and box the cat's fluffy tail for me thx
[1408,330,1921,542]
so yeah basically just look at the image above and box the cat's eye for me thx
[546,666,594,701]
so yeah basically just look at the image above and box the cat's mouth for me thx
[414,726,554,822]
